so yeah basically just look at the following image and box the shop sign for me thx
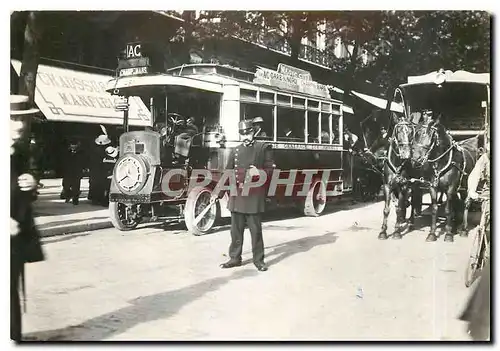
[11,59,151,126]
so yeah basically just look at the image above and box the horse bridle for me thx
[388,120,415,159]
[386,120,415,176]
[412,123,438,166]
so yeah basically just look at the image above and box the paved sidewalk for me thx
[33,178,112,237]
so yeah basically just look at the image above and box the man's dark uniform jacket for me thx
[225,141,273,214]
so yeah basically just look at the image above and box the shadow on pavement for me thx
[37,217,109,230]
[22,269,258,341]
[241,232,338,268]
[42,233,92,244]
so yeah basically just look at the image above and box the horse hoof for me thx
[459,231,468,238]
[392,233,402,240]
[378,233,388,240]
[444,234,454,243]
[426,234,438,242]
[407,224,414,232]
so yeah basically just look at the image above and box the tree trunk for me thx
[18,11,42,107]
[288,14,303,65]
[342,42,359,108]
[383,84,398,126]
[181,11,196,64]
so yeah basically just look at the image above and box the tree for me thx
[15,11,43,107]
[322,11,490,112]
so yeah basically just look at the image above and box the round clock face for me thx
[114,156,145,192]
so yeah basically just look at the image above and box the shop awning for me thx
[11,59,152,126]
[351,90,404,113]
[342,105,354,114]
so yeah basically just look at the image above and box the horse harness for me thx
[385,120,414,180]
[412,125,468,188]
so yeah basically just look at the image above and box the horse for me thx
[410,120,480,242]
[378,117,421,240]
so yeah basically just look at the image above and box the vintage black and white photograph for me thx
[9,9,491,341]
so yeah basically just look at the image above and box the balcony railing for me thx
[244,30,335,69]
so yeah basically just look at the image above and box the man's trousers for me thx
[229,212,265,264]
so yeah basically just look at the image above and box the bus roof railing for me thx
[106,74,224,94]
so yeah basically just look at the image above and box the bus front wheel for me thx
[109,202,140,231]
[184,186,219,236]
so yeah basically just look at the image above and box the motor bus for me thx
[105,43,353,235]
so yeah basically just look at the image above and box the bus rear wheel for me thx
[303,180,327,217]
[109,202,140,231]
[184,186,219,236]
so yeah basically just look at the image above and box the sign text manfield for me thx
[10,59,151,126]
[254,65,331,99]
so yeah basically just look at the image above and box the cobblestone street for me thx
[23,199,475,341]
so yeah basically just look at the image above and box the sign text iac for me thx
[126,43,142,58]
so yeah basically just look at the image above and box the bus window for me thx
[332,115,340,144]
[165,89,221,133]
[240,103,274,139]
[307,111,319,143]
[320,113,330,144]
[277,107,305,142]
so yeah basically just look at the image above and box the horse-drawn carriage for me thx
[378,68,490,242]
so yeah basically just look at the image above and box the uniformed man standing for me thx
[215,120,273,272]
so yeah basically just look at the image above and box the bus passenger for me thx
[184,117,199,137]
[320,130,329,143]
[252,117,268,139]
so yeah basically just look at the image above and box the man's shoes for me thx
[65,198,71,203]
[255,262,268,272]
[72,198,79,205]
[220,259,242,269]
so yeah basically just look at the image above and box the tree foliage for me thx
[185,10,490,96]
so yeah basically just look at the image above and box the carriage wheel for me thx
[109,202,140,231]
[464,227,486,288]
[184,186,219,236]
[303,180,327,217]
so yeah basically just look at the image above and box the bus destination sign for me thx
[254,64,330,99]
[117,42,151,77]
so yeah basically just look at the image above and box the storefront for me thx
[11,59,152,177]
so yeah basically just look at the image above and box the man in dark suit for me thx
[10,95,45,342]
[62,140,85,205]
[215,120,274,272]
